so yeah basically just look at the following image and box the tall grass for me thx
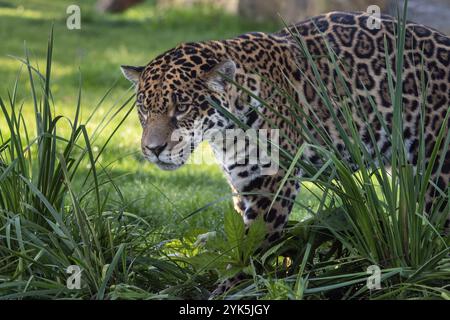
[0,30,203,299]
[206,2,449,299]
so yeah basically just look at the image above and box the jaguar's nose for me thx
[145,143,167,157]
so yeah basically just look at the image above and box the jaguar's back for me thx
[278,12,450,209]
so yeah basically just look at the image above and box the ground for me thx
[0,0,319,240]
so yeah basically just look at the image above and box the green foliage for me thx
[0,29,199,300]
[184,211,265,285]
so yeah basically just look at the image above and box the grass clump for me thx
[0,30,204,299]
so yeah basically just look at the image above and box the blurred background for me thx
[2,1,448,102]
[0,0,449,231]
[2,0,449,102]
[99,0,450,33]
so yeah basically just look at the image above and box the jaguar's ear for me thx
[205,60,236,92]
[120,65,145,86]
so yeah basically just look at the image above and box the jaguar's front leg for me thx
[210,169,300,298]
[236,170,300,246]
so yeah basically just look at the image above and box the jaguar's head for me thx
[121,43,237,170]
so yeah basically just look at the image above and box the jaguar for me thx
[121,11,450,296]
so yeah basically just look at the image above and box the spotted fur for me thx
[122,11,450,296]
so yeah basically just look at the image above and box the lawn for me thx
[0,0,318,246]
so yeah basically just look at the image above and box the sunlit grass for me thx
[0,5,46,20]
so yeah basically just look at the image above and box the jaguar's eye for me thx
[176,104,189,114]
[137,93,144,104]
